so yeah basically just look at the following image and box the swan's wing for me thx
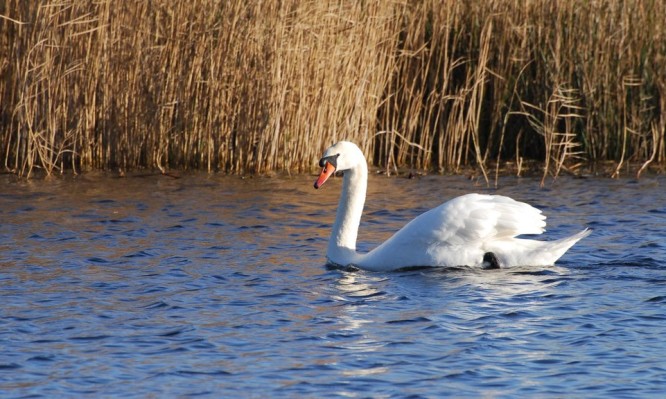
[416,193,546,245]
[362,194,546,269]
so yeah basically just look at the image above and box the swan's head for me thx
[314,141,364,189]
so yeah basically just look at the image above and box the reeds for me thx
[1,0,665,178]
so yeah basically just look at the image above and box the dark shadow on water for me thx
[325,262,474,274]
[325,263,361,273]
[325,262,569,275]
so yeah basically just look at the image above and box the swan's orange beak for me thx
[314,161,336,189]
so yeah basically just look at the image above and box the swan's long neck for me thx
[327,162,367,266]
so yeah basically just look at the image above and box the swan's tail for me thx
[541,228,592,264]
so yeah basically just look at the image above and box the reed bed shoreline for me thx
[1,1,665,183]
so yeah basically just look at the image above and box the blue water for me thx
[1,173,665,398]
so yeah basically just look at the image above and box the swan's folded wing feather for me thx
[391,193,546,246]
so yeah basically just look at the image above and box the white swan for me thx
[314,141,590,271]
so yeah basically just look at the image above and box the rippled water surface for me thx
[1,173,665,398]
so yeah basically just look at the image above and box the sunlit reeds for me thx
[1,0,664,178]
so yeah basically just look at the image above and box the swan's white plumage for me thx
[314,141,590,271]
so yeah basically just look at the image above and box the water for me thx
[1,173,665,398]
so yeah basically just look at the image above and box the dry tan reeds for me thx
[1,0,665,178]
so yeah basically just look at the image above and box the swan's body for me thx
[314,141,590,271]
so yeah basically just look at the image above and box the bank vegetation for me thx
[1,0,665,182]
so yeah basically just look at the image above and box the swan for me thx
[313,141,590,271]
